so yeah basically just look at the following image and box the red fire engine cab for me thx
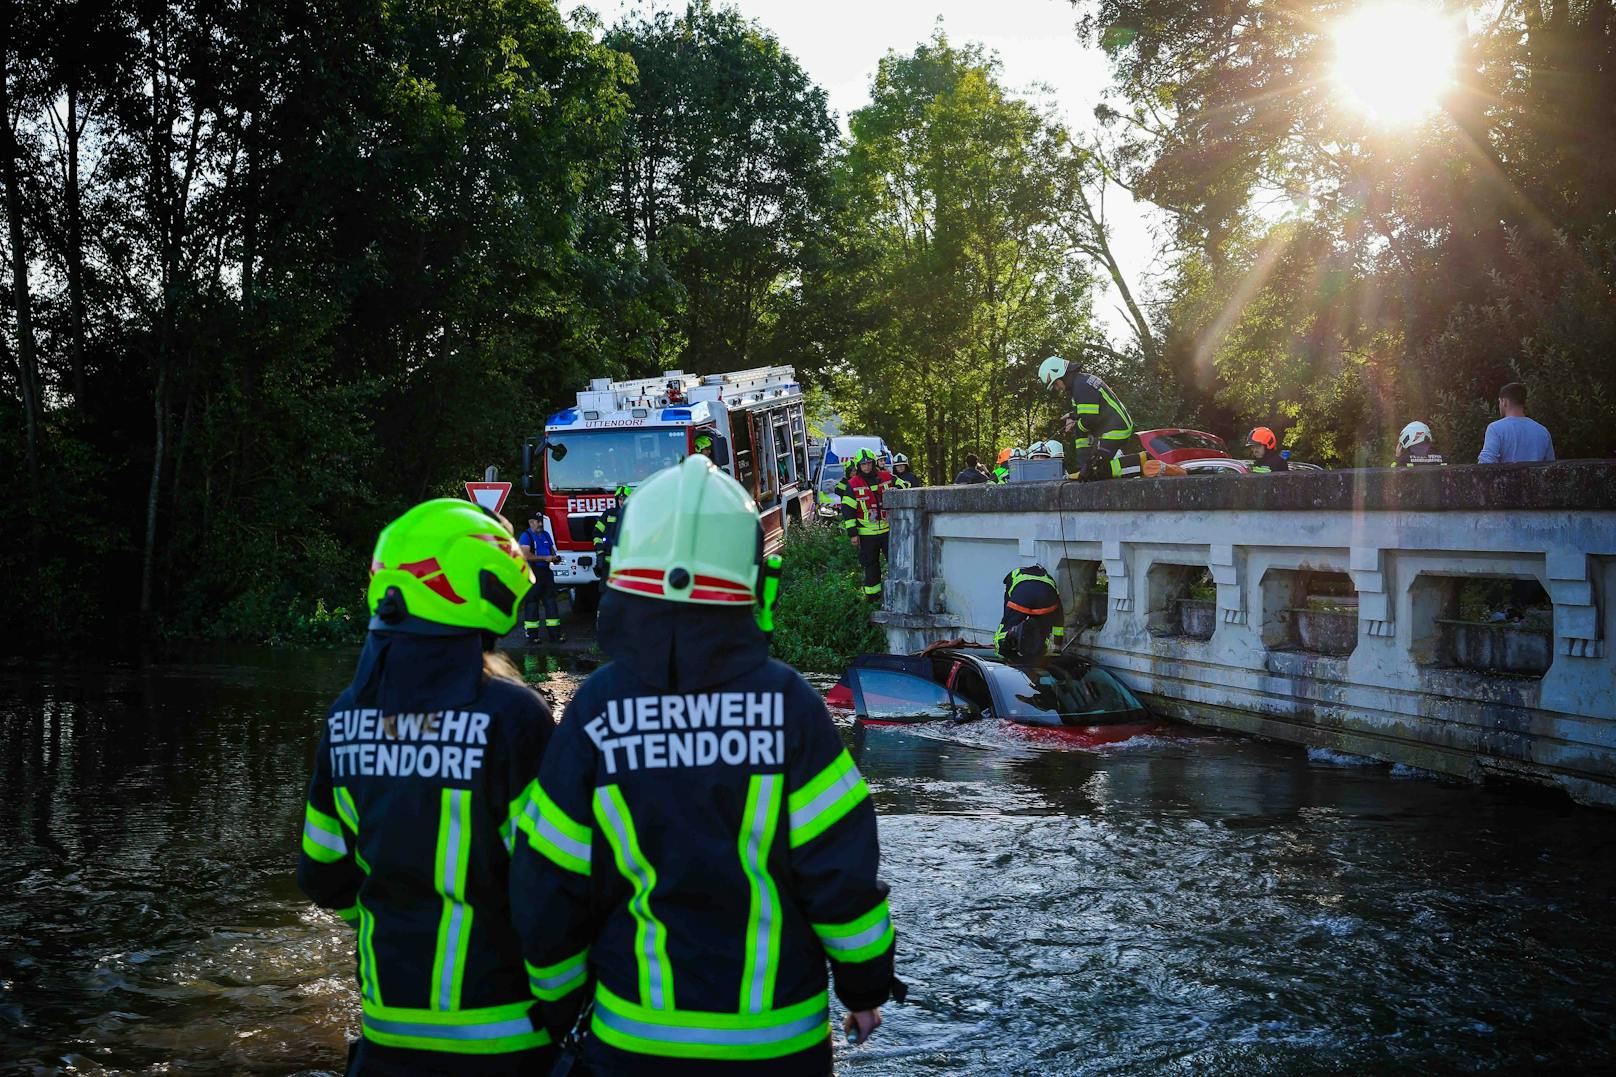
[521,366,814,598]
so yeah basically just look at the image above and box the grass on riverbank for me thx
[770,521,886,673]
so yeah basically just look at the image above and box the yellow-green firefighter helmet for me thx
[607,456,761,606]
[367,498,534,634]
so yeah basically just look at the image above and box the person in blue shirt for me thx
[519,513,563,644]
[1478,382,1555,464]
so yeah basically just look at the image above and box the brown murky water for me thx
[2,646,1613,1073]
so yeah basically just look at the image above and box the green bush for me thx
[770,522,886,672]
[198,587,366,645]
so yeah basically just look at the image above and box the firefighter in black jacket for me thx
[297,498,557,1072]
[840,449,894,602]
[1246,427,1289,473]
[891,453,924,489]
[994,565,1066,658]
[511,456,900,1074]
[1038,354,1135,480]
[593,484,631,579]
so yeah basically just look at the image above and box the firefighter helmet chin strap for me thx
[754,553,783,634]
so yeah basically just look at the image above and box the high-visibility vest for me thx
[840,471,893,536]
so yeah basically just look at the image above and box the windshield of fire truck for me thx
[545,428,690,492]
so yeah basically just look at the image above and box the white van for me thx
[811,435,890,519]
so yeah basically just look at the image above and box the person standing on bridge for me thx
[511,456,902,1074]
[842,449,894,602]
[519,513,564,644]
[1246,427,1289,473]
[297,499,559,1070]
[952,454,991,485]
[1038,354,1136,481]
[1478,382,1555,464]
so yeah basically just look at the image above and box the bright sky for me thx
[564,0,1162,344]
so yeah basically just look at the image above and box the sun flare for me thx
[1330,2,1460,127]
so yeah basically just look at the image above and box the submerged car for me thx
[826,649,1152,737]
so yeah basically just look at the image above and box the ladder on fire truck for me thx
[695,366,800,407]
[581,366,801,411]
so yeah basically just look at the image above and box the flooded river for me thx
[2,647,1613,1073]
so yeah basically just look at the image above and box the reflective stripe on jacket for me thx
[840,470,893,536]
[1069,372,1134,453]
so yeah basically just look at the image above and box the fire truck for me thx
[521,366,815,595]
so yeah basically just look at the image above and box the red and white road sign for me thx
[464,481,512,515]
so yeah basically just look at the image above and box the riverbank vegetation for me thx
[3,1,1612,644]
[770,523,886,673]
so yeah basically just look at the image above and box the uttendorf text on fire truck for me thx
[521,366,814,598]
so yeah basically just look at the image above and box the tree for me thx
[602,1,838,372]
[1073,0,1616,461]
[822,33,1098,480]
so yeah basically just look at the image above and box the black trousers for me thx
[523,573,560,636]
[857,532,888,599]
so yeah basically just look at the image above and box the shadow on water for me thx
[0,648,1613,1074]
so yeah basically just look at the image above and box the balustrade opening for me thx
[1261,569,1358,657]
[1148,564,1215,640]
[1411,573,1553,678]
[1058,559,1108,632]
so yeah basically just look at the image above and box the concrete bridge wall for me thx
[875,462,1616,808]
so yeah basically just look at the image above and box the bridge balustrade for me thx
[875,461,1616,807]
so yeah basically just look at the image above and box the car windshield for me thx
[546,429,689,492]
[1148,431,1227,454]
[982,661,1145,723]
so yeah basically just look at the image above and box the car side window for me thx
[849,669,963,722]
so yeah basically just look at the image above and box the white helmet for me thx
[1045,440,1064,458]
[1038,355,1070,390]
[1009,446,1027,460]
[1397,421,1433,453]
[892,452,909,465]
[1027,441,1051,459]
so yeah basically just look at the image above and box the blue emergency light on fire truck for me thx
[521,366,815,593]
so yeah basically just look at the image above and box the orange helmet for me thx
[1247,426,1277,451]
[996,447,1014,466]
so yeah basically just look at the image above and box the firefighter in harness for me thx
[511,456,902,1074]
[994,565,1066,659]
[297,499,559,1071]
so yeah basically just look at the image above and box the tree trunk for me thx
[0,44,43,496]
[65,79,88,403]
[140,364,168,620]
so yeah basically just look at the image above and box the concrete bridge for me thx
[875,461,1616,808]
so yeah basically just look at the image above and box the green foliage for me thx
[0,0,847,648]
[1076,0,1616,462]
[770,523,885,673]
[5,0,1613,654]
[814,33,1100,482]
[601,2,838,371]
